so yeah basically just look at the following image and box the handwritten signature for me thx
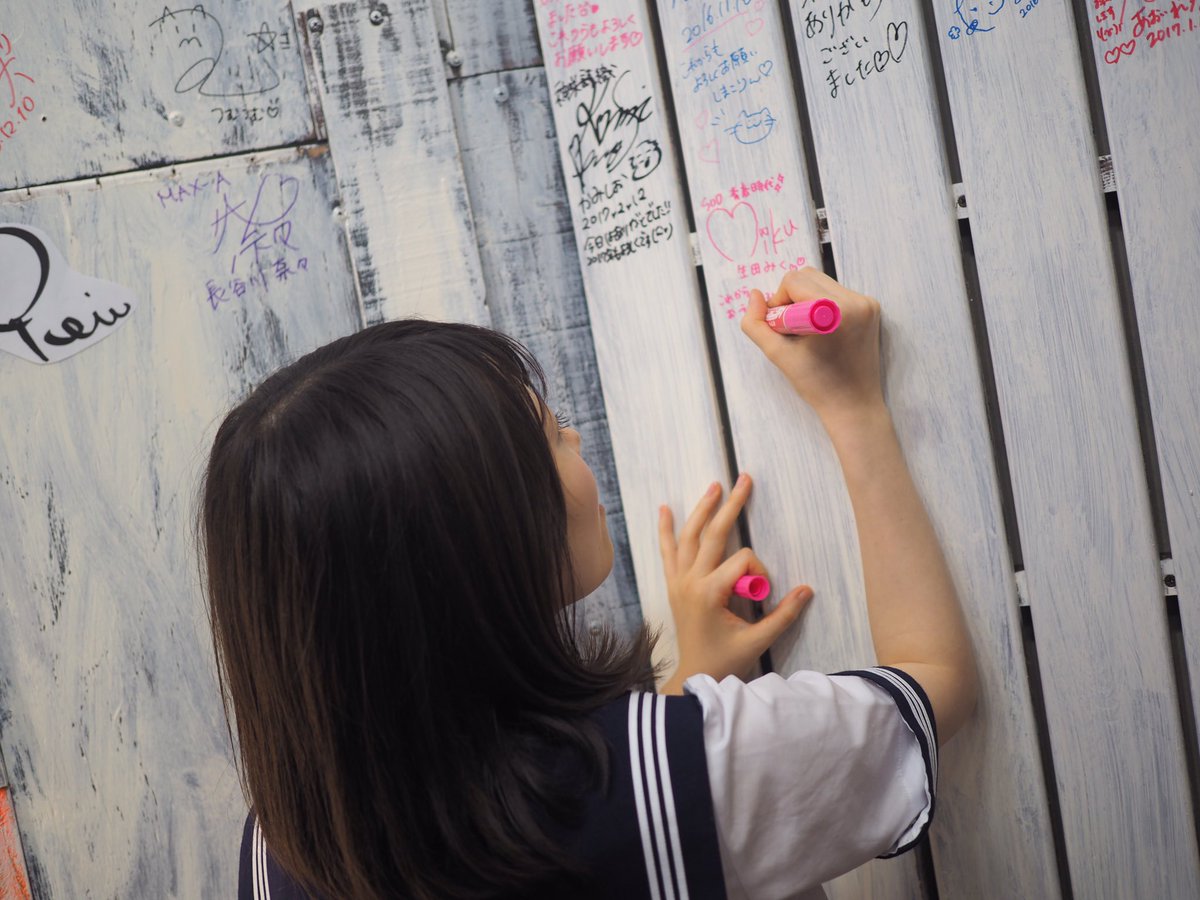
[567,69,662,190]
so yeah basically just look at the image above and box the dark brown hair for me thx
[199,319,659,898]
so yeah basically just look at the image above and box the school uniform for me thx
[239,665,936,899]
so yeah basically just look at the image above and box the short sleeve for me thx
[683,666,938,899]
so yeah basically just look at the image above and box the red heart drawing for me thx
[1104,39,1135,63]
[706,203,760,262]
[693,108,710,129]
[699,136,720,164]
[746,17,765,37]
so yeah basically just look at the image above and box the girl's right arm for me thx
[742,268,979,744]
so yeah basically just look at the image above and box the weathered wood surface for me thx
[0,147,361,898]
[303,0,486,326]
[930,0,1200,895]
[438,0,544,79]
[781,2,1060,897]
[448,66,643,638]
[1086,0,1200,736]
[0,1,315,191]
[531,0,734,673]
[652,2,922,896]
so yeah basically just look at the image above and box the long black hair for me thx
[199,319,660,898]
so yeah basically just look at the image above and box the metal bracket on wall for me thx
[1162,557,1179,599]
[1015,568,1030,609]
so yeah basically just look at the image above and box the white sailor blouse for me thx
[239,666,937,899]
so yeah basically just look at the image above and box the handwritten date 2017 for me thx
[1096,0,1197,64]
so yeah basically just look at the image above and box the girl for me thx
[202,268,978,899]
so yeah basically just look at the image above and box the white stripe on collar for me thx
[629,692,664,900]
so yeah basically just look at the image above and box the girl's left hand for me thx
[657,473,814,693]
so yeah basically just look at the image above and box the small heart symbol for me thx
[886,20,909,60]
[1104,39,1135,63]
[758,60,773,77]
[873,49,890,71]
[694,108,710,129]
[705,202,760,262]
[746,17,765,37]
[699,137,720,164]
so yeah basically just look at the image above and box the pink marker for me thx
[733,575,770,602]
[765,298,841,335]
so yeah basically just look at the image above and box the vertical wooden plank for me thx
[1086,0,1200,735]
[448,67,643,639]
[532,0,732,672]
[439,0,544,78]
[930,1,1199,895]
[0,1,315,189]
[778,2,1061,896]
[302,1,487,326]
[652,2,922,897]
[0,148,362,898]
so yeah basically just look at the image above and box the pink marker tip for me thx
[733,574,771,602]
[764,298,841,335]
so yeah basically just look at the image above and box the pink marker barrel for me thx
[733,574,770,602]
[764,298,841,335]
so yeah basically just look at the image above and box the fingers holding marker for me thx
[741,290,778,348]
[713,546,766,594]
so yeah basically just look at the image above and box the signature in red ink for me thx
[0,33,38,155]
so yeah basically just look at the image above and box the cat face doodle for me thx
[148,5,280,97]
[150,5,225,94]
[0,226,139,365]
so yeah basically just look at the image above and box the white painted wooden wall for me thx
[0,0,1196,897]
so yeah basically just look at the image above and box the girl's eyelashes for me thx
[555,409,572,430]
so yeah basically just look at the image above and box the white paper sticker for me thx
[0,224,139,365]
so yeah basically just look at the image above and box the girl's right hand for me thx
[740,267,884,428]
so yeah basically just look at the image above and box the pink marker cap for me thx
[765,298,841,335]
[733,574,770,602]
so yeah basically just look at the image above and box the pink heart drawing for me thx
[1103,39,1135,64]
[706,202,760,262]
[699,136,720,164]
[693,108,710,129]
[745,17,765,37]
[753,0,765,9]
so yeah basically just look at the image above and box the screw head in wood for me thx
[445,48,463,68]
[307,14,323,34]
[494,85,509,103]
[369,8,385,25]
